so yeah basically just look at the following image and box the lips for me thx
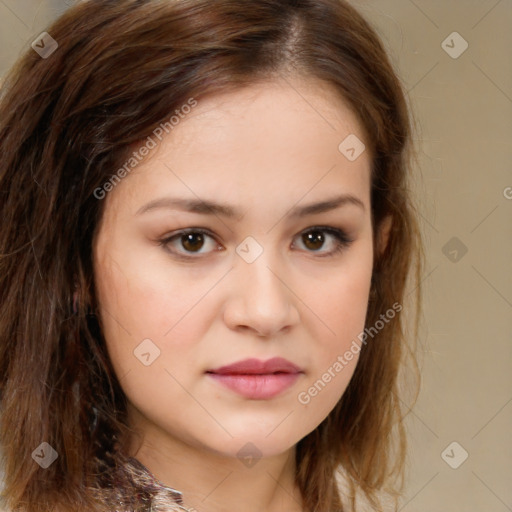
[206,357,303,400]
[207,357,302,375]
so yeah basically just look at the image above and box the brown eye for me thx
[160,228,220,259]
[180,232,206,253]
[302,230,326,251]
[293,227,353,257]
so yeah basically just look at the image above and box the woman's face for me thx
[93,77,375,462]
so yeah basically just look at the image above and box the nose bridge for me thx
[237,234,286,301]
[227,234,298,335]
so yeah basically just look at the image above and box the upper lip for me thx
[207,357,302,375]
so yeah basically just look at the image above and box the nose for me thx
[223,248,300,338]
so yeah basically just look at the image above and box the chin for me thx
[204,428,303,461]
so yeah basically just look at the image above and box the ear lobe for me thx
[376,215,392,256]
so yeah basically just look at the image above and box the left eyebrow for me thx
[135,193,365,220]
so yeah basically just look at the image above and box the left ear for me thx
[375,214,393,256]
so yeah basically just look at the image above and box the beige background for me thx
[0,1,511,511]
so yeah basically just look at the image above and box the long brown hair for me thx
[0,1,425,511]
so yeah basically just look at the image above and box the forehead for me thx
[167,77,367,153]
[103,77,371,219]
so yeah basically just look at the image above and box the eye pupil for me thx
[182,233,204,252]
[303,231,324,250]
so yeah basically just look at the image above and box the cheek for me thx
[93,249,217,389]
[319,270,371,331]
[95,247,201,339]
[311,247,372,347]
[296,251,372,416]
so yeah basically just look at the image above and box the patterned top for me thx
[103,456,190,512]
[0,456,190,512]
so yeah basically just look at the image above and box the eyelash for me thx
[158,226,354,261]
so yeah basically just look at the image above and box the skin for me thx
[93,75,391,512]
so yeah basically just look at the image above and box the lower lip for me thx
[207,372,301,399]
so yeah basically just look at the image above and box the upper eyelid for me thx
[160,225,352,249]
[162,225,349,239]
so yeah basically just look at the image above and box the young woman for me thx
[0,1,425,511]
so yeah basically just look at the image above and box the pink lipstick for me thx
[206,357,303,400]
